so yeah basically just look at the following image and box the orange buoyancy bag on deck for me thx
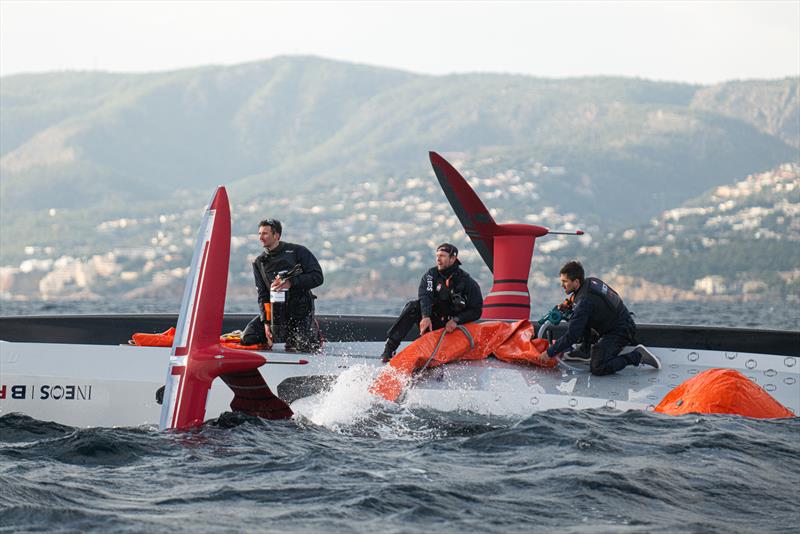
[369,320,555,402]
[129,327,176,347]
[219,330,270,351]
[130,327,269,351]
[220,341,271,351]
[655,368,795,418]
[367,327,471,402]
[494,324,553,367]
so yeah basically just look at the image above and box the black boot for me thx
[381,339,400,362]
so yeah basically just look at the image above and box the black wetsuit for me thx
[546,277,643,375]
[242,241,324,352]
[384,264,483,352]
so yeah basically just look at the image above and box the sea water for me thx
[1,300,798,532]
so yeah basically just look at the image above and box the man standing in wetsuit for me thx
[380,243,483,362]
[544,260,660,374]
[241,219,324,352]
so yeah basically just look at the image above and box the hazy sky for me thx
[1,1,798,84]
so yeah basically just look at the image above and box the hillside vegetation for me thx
[2,57,796,220]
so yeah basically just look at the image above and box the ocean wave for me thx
[1,409,798,532]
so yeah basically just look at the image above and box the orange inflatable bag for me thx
[219,341,270,350]
[130,327,269,351]
[494,323,551,366]
[655,368,794,418]
[129,327,176,347]
[370,320,554,402]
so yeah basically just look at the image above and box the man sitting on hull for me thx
[242,219,324,352]
[381,243,483,362]
[544,260,660,374]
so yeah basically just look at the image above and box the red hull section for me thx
[160,187,291,430]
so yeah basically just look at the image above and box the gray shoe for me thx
[632,344,661,369]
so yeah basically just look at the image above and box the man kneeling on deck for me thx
[242,219,324,352]
[380,243,483,362]
[543,260,660,374]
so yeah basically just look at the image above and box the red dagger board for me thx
[159,186,292,430]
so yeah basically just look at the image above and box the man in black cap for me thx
[380,243,483,362]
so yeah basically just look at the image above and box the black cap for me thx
[437,243,461,265]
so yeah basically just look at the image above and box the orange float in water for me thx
[370,320,553,402]
[655,368,794,419]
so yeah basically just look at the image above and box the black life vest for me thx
[254,242,314,324]
[432,268,469,318]
[255,243,298,285]
[575,277,628,334]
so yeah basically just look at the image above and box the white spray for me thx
[292,364,385,428]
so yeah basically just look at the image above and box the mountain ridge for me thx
[2,56,796,220]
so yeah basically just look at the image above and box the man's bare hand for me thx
[445,319,458,333]
[419,317,432,334]
[263,324,274,349]
[542,350,559,363]
[270,276,292,291]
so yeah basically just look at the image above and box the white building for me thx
[693,275,727,295]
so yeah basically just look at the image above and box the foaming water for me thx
[291,365,438,442]
[293,364,383,428]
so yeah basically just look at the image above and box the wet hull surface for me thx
[2,340,797,427]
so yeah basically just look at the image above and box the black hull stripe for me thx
[1,314,797,356]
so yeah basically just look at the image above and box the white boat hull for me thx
[2,340,797,427]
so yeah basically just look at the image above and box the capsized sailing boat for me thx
[1,154,797,428]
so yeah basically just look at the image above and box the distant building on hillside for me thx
[693,275,727,295]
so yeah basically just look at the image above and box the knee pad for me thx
[589,348,612,376]
[241,322,265,345]
[241,332,261,346]
[589,365,608,376]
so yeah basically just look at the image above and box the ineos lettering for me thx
[1,384,92,400]
[37,384,92,400]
